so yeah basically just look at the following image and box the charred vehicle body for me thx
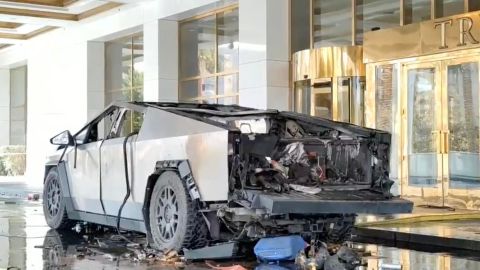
[43,102,412,251]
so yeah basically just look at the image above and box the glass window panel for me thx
[119,110,144,137]
[313,0,352,47]
[294,80,311,115]
[407,68,437,186]
[313,0,352,48]
[312,81,332,119]
[180,15,216,78]
[217,9,239,73]
[218,96,238,105]
[132,35,144,88]
[376,65,397,131]
[179,8,239,105]
[441,0,464,17]
[337,78,350,123]
[361,0,400,35]
[351,77,365,126]
[291,0,311,53]
[9,66,27,146]
[105,34,144,104]
[218,74,238,96]
[446,62,480,188]
[410,0,431,23]
[200,77,216,99]
[179,80,199,102]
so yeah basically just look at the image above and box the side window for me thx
[74,108,144,144]
[76,108,120,144]
[110,109,144,139]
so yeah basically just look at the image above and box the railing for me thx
[0,145,26,176]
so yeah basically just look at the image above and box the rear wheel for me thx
[43,167,72,230]
[149,171,208,251]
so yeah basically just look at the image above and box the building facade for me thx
[0,0,478,209]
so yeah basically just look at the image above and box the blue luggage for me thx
[254,235,306,262]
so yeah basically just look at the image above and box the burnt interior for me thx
[226,114,393,196]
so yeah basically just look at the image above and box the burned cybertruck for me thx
[43,102,412,251]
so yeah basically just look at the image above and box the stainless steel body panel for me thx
[66,141,104,214]
[134,108,229,202]
[100,136,142,220]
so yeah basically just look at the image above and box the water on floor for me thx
[1,200,480,270]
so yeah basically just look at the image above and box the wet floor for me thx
[2,200,480,270]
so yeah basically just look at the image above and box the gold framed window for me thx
[179,6,239,104]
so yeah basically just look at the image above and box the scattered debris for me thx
[206,261,248,270]
[184,242,238,260]
[103,253,117,261]
[27,193,40,201]
[295,243,363,270]
[289,184,322,195]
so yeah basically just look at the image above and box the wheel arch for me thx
[44,164,57,183]
[142,160,201,243]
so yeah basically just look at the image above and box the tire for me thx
[43,167,72,230]
[149,171,208,251]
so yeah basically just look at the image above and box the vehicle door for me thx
[100,107,144,220]
[66,107,121,214]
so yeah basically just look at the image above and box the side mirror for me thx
[50,130,74,146]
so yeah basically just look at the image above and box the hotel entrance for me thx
[401,58,480,207]
[364,11,480,209]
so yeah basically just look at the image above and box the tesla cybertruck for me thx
[43,102,412,251]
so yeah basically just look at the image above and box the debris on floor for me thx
[27,193,40,201]
[295,243,364,270]
[205,261,248,270]
[184,242,238,260]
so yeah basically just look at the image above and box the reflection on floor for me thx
[1,201,480,269]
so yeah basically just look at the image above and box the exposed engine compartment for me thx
[223,113,394,197]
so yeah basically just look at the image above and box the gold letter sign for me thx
[457,17,479,46]
[434,19,453,49]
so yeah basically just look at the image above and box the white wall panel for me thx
[0,69,10,146]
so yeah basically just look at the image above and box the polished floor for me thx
[1,200,480,269]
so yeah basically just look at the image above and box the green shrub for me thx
[0,145,26,176]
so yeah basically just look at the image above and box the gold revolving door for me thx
[292,46,366,125]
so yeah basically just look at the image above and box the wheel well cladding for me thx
[142,160,201,242]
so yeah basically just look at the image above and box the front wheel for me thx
[149,171,208,251]
[43,167,72,229]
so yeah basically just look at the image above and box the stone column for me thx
[238,0,290,110]
[0,69,10,146]
[87,41,105,120]
[143,19,179,102]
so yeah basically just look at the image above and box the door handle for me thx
[432,130,442,154]
[443,131,449,154]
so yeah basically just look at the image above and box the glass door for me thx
[443,59,480,206]
[311,79,333,119]
[401,58,480,208]
[294,80,311,115]
[401,62,444,204]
